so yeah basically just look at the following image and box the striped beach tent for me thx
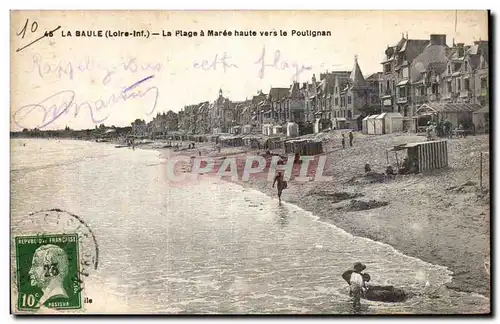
[389,140,448,173]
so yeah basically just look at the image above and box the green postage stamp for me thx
[15,233,82,311]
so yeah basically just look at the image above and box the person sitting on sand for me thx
[386,165,396,177]
[364,163,372,173]
[342,262,368,311]
[399,157,410,174]
[272,171,287,204]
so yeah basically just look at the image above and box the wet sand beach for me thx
[161,132,491,299]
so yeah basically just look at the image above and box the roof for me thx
[350,56,367,88]
[473,106,490,114]
[366,72,382,81]
[410,45,450,83]
[268,87,289,101]
[419,103,483,113]
[289,82,301,98]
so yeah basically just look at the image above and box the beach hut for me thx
[242,125,252,134]
[387,140,448,174]
[384,112,404,134]
[374,114,385,135]
[286,122,299,137]
[333,117,347,130]
[362,116,369,134]
[273,125,284,135]
[473,106,489,134]
[284,139,323,155]
[264,137,284,150]
[366,115,378,135]
[262,124,273,136]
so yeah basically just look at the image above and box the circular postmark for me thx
[11,208,99,314]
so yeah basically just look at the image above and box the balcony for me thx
[397,97,408,104]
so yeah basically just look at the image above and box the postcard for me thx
[10,10,490,315]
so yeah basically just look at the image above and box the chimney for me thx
[457,43,464,57]
[430,34,446,46]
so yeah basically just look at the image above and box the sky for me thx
[10,10,489,130]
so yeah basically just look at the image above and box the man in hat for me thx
[342,262,368,311]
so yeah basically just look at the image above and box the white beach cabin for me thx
[287,122,299,138]
[366,115,378,135]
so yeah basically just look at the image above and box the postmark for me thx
[15,233,82,310]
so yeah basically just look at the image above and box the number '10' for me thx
[21,293,36,307]
[17,19,38,39]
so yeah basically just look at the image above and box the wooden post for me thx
[480,152,483,189]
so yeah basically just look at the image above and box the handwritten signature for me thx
[254,46,312,81]
[27,54,162,85]
[13,76,159,129]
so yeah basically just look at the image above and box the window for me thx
[457,79,461,91]
[347,110,352,119]
[335,86,338,94]
[447,65,451,74]
[447,81,452,94]
[481,78,487,89]
[432,83,439,94]
[454,63,461,72]
[392,80,395,90]
[335,98,339,106]
[464,79,470,91]
[347,96,352,105]
[464,61,469,71]
[402,67,409,78]
[386,81,390,92]
[379,83,382,94]
[384,64,391,73]
[399,87,406,98]
[481,58,486,69]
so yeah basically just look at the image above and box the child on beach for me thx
[342,262,368,311]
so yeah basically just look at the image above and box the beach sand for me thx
[158,132,490,299]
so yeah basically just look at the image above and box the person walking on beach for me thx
[349,131,354,147]
[342,262,368,312]
[272,171,287,204]
[341,134,346,149]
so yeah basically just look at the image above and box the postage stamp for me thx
[15,234,82,311]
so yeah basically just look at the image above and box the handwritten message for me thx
[13,76,159,129]
[27,54,162,85]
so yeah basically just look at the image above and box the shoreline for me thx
[12,135,490,299]
[153,133,490,300]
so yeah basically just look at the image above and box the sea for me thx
[10,138,490,314]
